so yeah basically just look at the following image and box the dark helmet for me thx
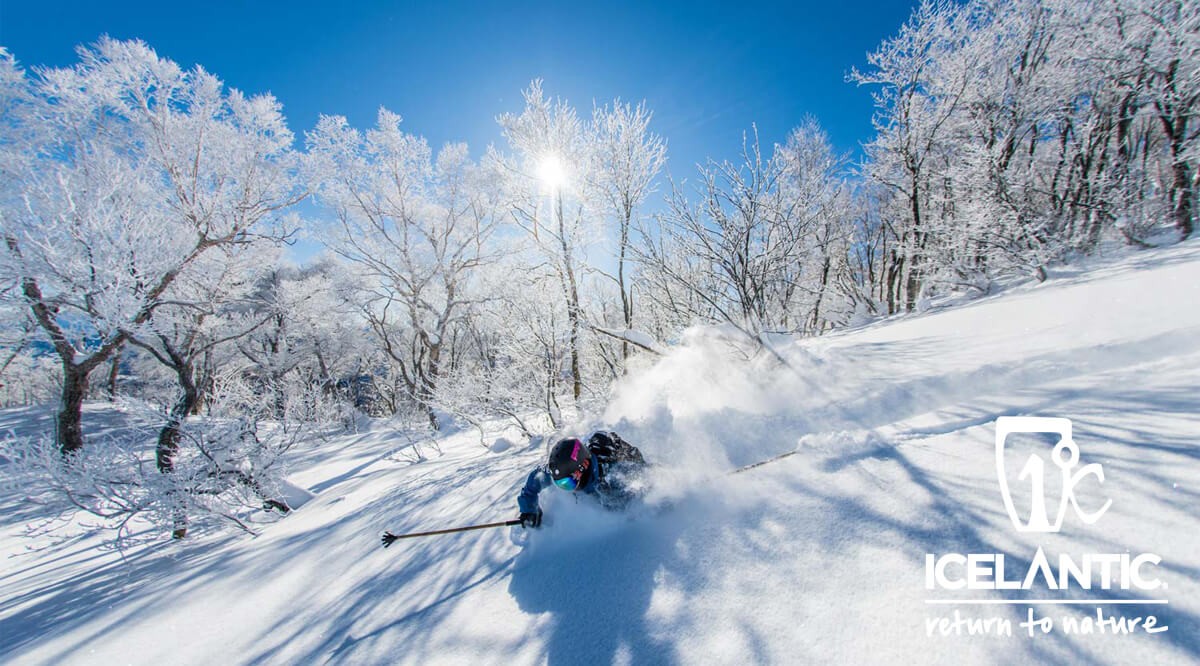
[548,437,592,491]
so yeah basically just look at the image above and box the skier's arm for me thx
[517,467,552,514]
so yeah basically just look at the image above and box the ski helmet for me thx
[548,437,591,491]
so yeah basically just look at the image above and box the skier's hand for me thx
[519,509,543,529]
[381,531,399,548]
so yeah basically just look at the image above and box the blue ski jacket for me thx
[517,432,646,514]
[517,451,602,514]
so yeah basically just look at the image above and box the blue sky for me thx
[1,0,919,176]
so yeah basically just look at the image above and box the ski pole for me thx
[729,449,799,475]
[381,519,522,547]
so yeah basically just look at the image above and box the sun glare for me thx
[537,154,567,190]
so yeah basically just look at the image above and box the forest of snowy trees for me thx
[0,0,1195,537]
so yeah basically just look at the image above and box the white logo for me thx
[923,418,1167,638]
[995,417,1112,533]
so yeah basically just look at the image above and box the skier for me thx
[517,431,646,528]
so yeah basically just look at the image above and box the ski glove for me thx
[381,531,399,548]
[519,509,543,529]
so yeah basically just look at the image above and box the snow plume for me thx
[598,325,835,504]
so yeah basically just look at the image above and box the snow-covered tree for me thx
[0,38,302,455]
[433,256,571,434]
[852,0,1198,308]
[1098,0,1199,240]
[635,118,857,352]
[229,262,351,424]
[306,110,504,429]
[588,100,667,363]
[775,120,855,332]
[496,80,599,405]
[851,0,974,312]
[124,244,282,491]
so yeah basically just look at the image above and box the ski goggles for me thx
[552,453,589,492]
[553,474,580,492]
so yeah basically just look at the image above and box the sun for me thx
[537,154,567,190]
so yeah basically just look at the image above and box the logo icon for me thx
[995,417,1112,533]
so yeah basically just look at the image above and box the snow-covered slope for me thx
[3,241,1199,665]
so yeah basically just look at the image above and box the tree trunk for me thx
[159,360,199,539]
[905,263,921,313]
[13,264,125,455]
[157,375,198,473]
[424,337,443,431]
[619,207,633,366]
[905,175,923,313]
[1170,158,1194,240]
[566,266,582,402]
[556,192,582,403]
[106,346,122,401]
[272,373,286,419]
[57,363,89,456]
[887,251,903,316]
[810,253,832,334]
[1155,60,1195,240]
